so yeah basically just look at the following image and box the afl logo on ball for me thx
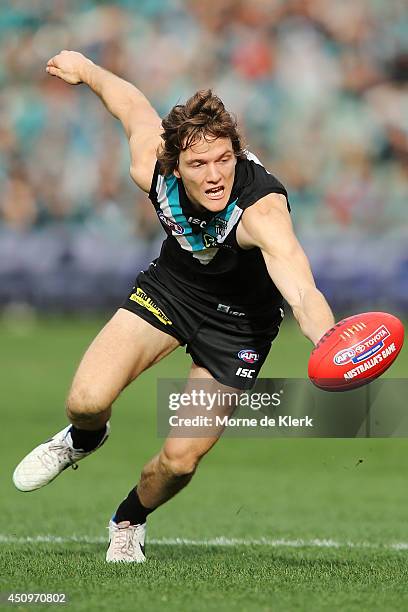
[333,325,391,366]
[238,349,259,364]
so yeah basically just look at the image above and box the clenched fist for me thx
[46,50,94,84]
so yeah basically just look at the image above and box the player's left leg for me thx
[12,309,180,492]
[106,363,239,562]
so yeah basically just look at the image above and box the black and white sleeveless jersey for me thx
[148,152,289,311]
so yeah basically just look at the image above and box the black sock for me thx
[69,424,107,452]
[114,487,154,525]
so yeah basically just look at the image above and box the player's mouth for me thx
[204,186,225,200]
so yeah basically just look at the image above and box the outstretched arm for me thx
[46,50,162,192]
[237,194,335,345]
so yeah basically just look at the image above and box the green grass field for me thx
[1,316,408,611]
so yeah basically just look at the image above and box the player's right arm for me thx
[46,50,162,192]
[237,194,335,345]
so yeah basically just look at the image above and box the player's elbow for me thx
[287,283,314,315]
[129,162,152,193]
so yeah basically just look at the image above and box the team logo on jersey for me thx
[215,218,227,238]
[238,349,259,364]
[129,288,173,326]
[203,233,217,248]
[157,211,184,235]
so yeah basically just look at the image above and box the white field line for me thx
[0,535,407,551]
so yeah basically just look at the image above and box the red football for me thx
[308,312,405,391]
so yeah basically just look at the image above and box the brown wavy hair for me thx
[157,89,246,176]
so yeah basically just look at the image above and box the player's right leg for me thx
[106,364,239,562]
[12,308,180,492]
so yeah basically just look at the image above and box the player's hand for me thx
[46,50,94,85]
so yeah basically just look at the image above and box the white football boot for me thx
[12,422,110,492]
[106,519,146,563]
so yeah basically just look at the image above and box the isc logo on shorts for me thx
[238,349,259,364]
[236,367,255,378]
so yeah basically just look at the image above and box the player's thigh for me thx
[68,308,180,409]
[161,362,240,469]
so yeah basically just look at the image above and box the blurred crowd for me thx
[1,0,407,312]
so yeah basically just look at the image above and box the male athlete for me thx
[13,51,334,562]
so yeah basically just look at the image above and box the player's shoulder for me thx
[234,151,289,212]
[243,151,286,187]
[237,192,293,250]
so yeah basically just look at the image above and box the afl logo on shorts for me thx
[238,349,259,364]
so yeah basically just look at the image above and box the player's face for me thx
[174,136,237,212]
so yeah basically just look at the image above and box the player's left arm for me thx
[237,194,335,345]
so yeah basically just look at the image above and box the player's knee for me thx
[158,449,200,479]
[66,386,110,422]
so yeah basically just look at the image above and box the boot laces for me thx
[111,524,139,557]
[40,441,74,469]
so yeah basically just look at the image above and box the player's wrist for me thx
[79,59,97,86]
[311,321,335,347]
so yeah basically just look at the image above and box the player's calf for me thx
[106,450,201,562]
[137,448,199,510]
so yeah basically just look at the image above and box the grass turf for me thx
[1,315,407,611]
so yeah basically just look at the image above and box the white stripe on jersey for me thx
[215,204,243,245]
[156,174,193,252]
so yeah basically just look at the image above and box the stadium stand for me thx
[1,0,407,312]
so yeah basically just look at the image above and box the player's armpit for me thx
[129,128,163,193]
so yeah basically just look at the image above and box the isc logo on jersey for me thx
[188,216,207,228]
[333,325,391,366]
[238,349,259,364]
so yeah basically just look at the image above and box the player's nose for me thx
[206,163,222,183]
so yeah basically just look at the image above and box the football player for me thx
[13,51,334,562]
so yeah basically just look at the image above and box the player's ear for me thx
[173,167,181,179]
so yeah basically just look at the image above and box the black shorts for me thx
[121,266,283,390]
